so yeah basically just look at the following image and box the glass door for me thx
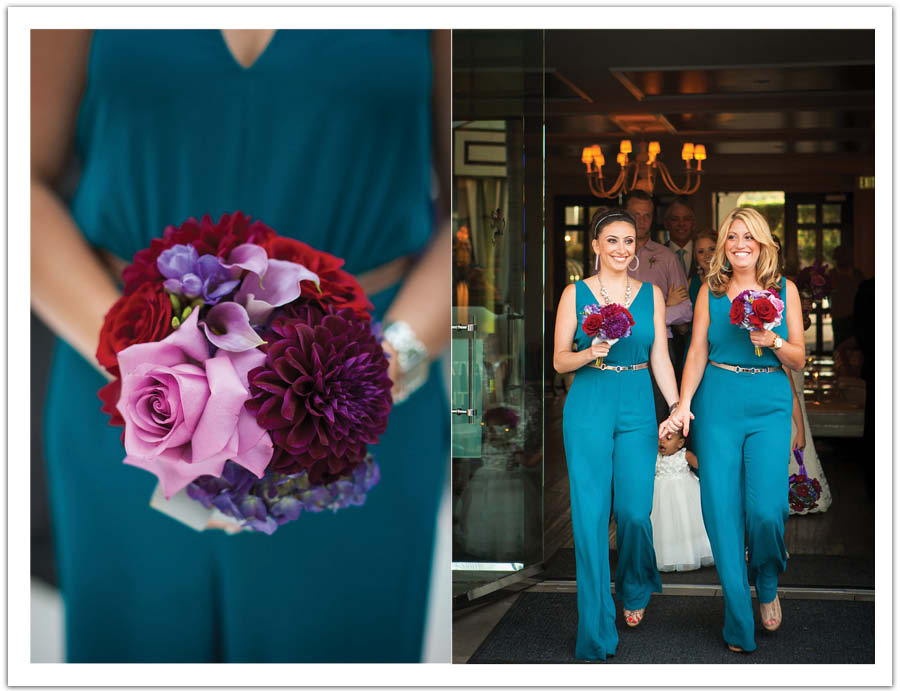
[451,30,545,602]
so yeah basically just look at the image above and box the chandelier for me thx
[581,140,707,199]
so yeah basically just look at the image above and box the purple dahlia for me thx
[245,305,392,483]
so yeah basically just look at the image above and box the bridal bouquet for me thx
[581,303,635,367]
[728,289,785,357]
[96,212,392,533]
[789,448,822,514]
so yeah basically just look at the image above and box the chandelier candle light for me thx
[581,139,707,199]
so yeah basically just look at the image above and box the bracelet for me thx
[382,320,429,404]
[669,401,679,414]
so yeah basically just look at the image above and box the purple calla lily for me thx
[201,302,267,352]
[222,243,270,280]
[234,258,320,325]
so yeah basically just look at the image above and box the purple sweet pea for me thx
[158,244,241,304]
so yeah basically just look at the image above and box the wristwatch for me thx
[771,336,783,350]
[382,320,430,404]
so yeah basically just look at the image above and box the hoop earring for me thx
[628,255,640,271]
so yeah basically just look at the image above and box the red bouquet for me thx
[96,212,391,534]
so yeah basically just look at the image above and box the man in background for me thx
[663,197,697,372]
[829,244,864,349]
[664,197,696,280]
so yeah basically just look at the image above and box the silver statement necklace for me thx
[597,273,632,307]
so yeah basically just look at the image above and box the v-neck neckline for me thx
[217,30,278,72]
[583,277,644,309]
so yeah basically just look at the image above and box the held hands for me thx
[666,284,689,307]
[749,328,777,349]
[590,340,611,359]
[660,404,695,439]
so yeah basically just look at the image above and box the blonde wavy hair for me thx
[707,207,782,296]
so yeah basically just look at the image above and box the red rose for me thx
[261,236,373,320]
[98,378,125,431]
[748,314,765,330]
[752,298,777,323]
[96,282,174,377]
[811,273,826,287]
[729,299,746,325]
[122,212,276,295]
[582,313,605,337]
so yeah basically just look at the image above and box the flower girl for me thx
[651,429,714,572]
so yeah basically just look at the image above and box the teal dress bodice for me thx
[573,279,653,366]
[71,29,433,289]
[706,277,789,368]
[44,30,446,663]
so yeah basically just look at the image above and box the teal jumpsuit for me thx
[562,280,662,661]
[692,277,792,651]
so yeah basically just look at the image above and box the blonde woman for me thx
[688,229,718,306]
[665,207,805,653]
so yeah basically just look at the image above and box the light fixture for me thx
[580,139,707,199]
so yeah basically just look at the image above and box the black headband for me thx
[592,210,635,237]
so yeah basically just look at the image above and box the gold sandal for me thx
[760,595,782,632]
[623,608,645,627]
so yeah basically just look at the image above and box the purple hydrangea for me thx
[157,244,241,304]
[185,455,380,534]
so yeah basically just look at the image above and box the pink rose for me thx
[116,309,273,498]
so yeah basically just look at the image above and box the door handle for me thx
[451,319,477,422]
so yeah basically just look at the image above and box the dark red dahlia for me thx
[122,212,276,294]
[260,236,373,321]
[245,305,392,484]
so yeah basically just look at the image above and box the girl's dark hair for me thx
[589,207,636,239]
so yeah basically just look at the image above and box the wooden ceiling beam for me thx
[548,127,874,143]
[545,90,875,115]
